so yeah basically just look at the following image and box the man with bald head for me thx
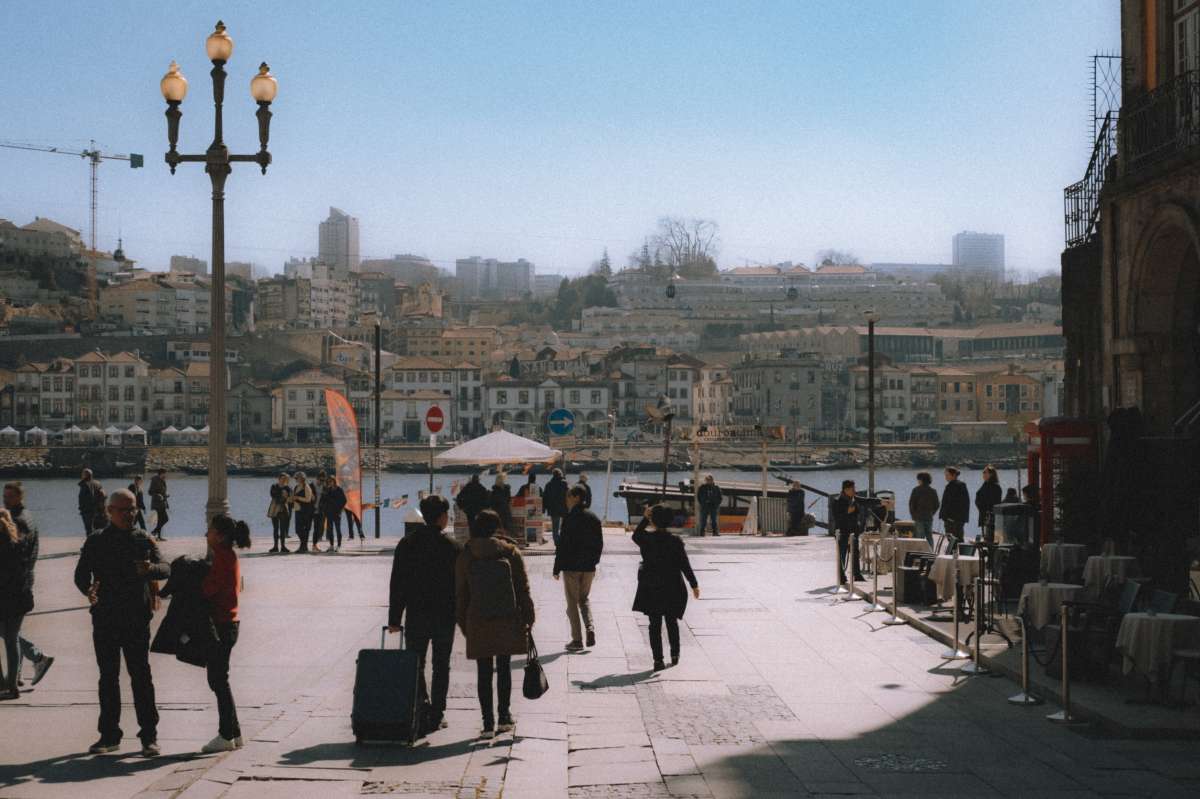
[73,488,170,757]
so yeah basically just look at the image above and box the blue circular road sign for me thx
[547,407,575,436]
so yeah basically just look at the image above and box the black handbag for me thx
[522,632,549,700]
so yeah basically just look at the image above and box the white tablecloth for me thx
[1082,555,1138,591]
[861,535,932,575]
[928,554,981,601]
[1115,613,1200,679]
[1040,543,1088,581]
[1017,582,1084,630]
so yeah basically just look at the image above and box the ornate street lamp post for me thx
[160,21,277,522]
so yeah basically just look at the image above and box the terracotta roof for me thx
[727,266,781,276]
[814,264,867,274]
[281,369,344,386]
[390,356,452,370]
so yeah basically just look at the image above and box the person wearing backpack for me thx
[455,509,535,740]
[632,504,700,671]
[554,485,603,652]
[388,494,460,735]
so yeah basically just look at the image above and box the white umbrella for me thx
[434,429,561,467]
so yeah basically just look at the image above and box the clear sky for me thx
[0,1,1119,277]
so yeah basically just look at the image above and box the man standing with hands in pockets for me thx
[74,489,170,757]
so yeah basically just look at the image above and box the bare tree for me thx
[814,248,859,266]
[652,217,719,277]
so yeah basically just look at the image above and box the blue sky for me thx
[0,1,1119,277]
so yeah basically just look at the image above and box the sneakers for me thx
[89,738,120,754]
[670,654,679,667]
[201,735,237,754]
[0,688,18,701]
[565,640,584,652]
[652,659,666,671]
[280,547,291,554]
[141,740,160,758]
[479,727,495,740]
[32,656,54,686]
[312,544,322,552]
[496,715,514,733]
[586,630,596,648]
[269,546,279,553]
[234,736,245,748]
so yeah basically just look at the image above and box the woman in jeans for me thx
[200,513,251,752]
[632,505,699,671]
[455,509,534,739]
[268,474,292,554]
[0,508,35,700]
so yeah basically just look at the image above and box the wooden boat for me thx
[614,478,831,535]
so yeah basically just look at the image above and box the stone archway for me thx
[1129,204,1200,434]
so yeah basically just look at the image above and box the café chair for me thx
[1148,590,1178,614]
[1168,649,1200,705]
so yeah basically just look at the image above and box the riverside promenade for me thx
[2,531,1198,798]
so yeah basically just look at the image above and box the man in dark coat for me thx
[831,480,866,584]
[128,475,147,530]
[455,474,490,527]
[786,482,807,535]
[697,474,723,536]
[974,465,1003,540]
[576,474,593,510]
[4,482,54,687]
[388,494,461,734]
[554,485,603,651]
[939,466,970,544]
[908,472,940,546]
[148,469,169,541]
[73,489,170,756]
[78,468,102,537]
[543,469,569,546]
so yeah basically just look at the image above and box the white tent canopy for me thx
[82,426,104,441]
[161,425,181,444]
[434,430,561,467]
[0,426,19,445]
[24,426,47,445]
[123,425,148,444]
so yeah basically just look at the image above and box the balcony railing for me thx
[1064,111,1117,248]
[1121,70,1200,174]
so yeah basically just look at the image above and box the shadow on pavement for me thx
[571,669,658,690]
[0,750,190,790]
[278,737,477,768]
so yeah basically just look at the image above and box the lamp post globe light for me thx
[863,309,881,497]
[160,21,277,523]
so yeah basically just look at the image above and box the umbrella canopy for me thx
[434,430,561,467]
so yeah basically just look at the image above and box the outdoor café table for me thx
[891,537,934,604]
[1115,612,1200,681]
[1017,581,1084,630]
[928,553,981,602]
[1083,555,1138,592]
[1039,543,1087,581]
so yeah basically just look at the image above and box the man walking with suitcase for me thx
[388,494,460,735]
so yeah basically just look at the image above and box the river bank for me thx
[0,441,1025,477]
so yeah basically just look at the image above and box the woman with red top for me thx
[200,514,250,754]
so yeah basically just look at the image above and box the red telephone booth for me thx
[1025,417,1098,544]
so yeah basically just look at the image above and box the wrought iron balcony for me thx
[1120,70,1200,174]
[1064,111,1116,248]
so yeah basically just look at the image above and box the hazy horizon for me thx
[0,1,1118,278]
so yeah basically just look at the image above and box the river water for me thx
[25,464,1025,538]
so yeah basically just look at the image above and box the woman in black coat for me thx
[0,508,36,699]
[974,465,1003,540]
[491,473,513,533]
[632,505,699,671]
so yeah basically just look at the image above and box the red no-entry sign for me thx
[425,405,444,434]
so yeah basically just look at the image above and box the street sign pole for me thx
[426,405,445,496]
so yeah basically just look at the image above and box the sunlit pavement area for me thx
[2,532,1199,798]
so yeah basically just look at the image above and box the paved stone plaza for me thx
[2,531,1198,798]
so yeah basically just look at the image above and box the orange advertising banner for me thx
[324,389,362,522]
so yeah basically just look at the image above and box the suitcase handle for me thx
[381,625,404,649]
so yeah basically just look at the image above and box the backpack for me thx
[468,555,517,619]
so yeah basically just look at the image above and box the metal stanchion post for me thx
[831,531,850,596]
[1048,602,1084,724]
[869,538,887,612]
[1008,615,1043,705]
[961,577,989,675]
[942,546,970,659]
[882,521,906,626]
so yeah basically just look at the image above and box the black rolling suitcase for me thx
[352,626,420,745]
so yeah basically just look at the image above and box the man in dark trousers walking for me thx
[128,475,147,530]
[554,485,604,651]
[5,482,55,687]
[543,469,568,547]
[148,469,169,541]
[73,489,170,756]
[832,480,866,584]
[388,494,460,735]
[78,468,101,537]
[939,466,970,545]
[697,474,723,536]
[455,474,490,527]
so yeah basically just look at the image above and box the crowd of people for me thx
[267,471,359,553]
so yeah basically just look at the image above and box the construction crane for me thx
[0,140,143,315]
[0,140,144,254]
